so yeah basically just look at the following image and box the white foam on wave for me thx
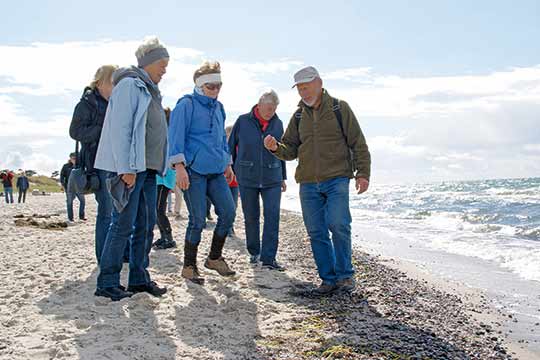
[281,182,540,283]
[423,234,540,282]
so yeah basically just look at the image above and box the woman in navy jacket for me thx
[229,90,287,270]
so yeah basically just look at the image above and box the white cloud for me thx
[322,67,372,81]
[524,144,540,153]
[329,65,540,118]
[0,39,539,182]
[370,136,427,157]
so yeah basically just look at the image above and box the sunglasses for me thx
[204,82,222,91]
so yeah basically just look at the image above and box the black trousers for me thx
[18,189,27,203]
[156,185,172,238]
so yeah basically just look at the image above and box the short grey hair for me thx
[258,89,280,106]
[135,36,166,59]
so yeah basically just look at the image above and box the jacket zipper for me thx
[312,108,320,183]
[256,116,264,188]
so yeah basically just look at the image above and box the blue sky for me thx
[1,0,539,183]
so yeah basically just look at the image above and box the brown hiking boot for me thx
[181,265,204,285]
[204,257,236,276]
[336,277,356,292]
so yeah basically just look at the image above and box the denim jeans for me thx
[183,170,235,245]
[239,185,282,264]
[4,187,13,203]
[230,186,239,225]
[94,169,113,263]
[17,189,27,203]
[66,191,85,220]
[97,170,157,289]
[156,184,172,238]
[299,177,353,285]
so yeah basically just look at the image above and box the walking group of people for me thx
[1,170,30,204]
[69,36,371,301]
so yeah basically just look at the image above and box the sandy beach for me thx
[0,193,537,359]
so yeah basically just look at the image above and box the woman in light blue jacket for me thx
[94,37,169,301]
[169,61,236,285]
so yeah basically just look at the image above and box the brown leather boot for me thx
[204,257,236,276]
[181,240,204,285]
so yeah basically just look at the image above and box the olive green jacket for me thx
[273,90,371,183]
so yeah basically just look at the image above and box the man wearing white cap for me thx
[264,66,371,296]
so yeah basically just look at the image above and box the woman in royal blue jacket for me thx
[168,61,236,285]
[228,90,287,270]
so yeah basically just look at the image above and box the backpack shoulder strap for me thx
[294,107,302,129]
[332,98,344,136]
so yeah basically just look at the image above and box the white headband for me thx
[195,73,222,87]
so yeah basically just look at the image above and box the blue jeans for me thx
[4,187,13,203]
[240,185,281,264]
[66,191,85,220]
[230,186,239,226]
[299,177,353,285]
[183,170,235,245]
[94,169,113,264]
[97,170,157,288]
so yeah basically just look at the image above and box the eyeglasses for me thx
[204,82,222,91]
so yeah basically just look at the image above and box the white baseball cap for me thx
[292,66,320,88]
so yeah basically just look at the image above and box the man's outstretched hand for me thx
[264,135,278,152]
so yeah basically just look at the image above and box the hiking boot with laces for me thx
[181,265,204,285]
[204,257,236,276]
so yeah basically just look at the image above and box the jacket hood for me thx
[113,66,161,96]
[192,88,218,108]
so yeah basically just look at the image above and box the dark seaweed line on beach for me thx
[255,210,515,360]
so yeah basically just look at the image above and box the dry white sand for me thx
[0,194,304,359]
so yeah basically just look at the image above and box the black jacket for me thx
[228,106,287,188]
[69,87,109,173]
[60,162,74,189]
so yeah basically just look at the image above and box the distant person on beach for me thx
[169,60,236,285]
[16,171,30,203]
[153,107,177,250]
[1,170,14,203]
[70,64,118,263]
[93,36,169,301]
[60,153,86,222]
[264,66,371,296]
[229,90,287,270]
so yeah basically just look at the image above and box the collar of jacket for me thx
[249,104,277,124]
[81,87,108,108]
[192,88,218,108]
[297,88,332,111]
[113,66,161,100]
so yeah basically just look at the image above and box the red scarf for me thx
[254,106,269,131]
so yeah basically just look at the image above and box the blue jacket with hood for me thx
[168,90,230,175]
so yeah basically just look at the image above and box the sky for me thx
[0,0,539,184]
